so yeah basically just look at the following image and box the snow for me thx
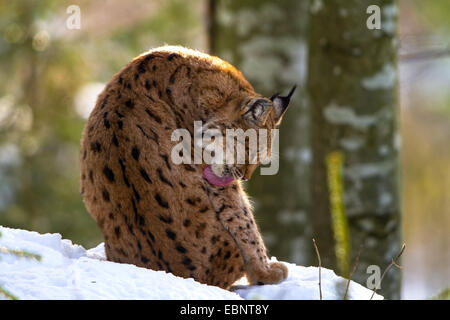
[234,258,381,300]
[0,226,382,300]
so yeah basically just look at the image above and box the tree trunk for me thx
[307,0,401,299]
[208,0,311,265]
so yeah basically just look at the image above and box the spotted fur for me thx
[80,46,290,289]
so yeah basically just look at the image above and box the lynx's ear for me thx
[270,85,297,124]
[242,98,272,126]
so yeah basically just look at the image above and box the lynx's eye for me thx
[243,98,271,126]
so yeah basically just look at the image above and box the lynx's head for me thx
[199,85,296,186]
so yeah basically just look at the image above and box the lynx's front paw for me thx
[246,261,288,285]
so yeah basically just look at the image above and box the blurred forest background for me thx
[0,0,448,299]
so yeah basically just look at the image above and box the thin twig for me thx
[343,244,364,300]
[399,48,450,62]
[370,243,406,300]
[312,238,322,300]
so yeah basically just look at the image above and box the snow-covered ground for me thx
[0,226,382,300]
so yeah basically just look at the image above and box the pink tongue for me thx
[203,165,234,186]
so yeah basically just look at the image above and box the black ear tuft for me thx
[271,85,297,122]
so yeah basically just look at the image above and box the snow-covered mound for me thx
[0,226,382,300]
[233,259,380,300]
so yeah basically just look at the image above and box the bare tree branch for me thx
[343,244,364,300]
[312,238,322,300]
[370,243,406,300]
[399,48,450,62]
